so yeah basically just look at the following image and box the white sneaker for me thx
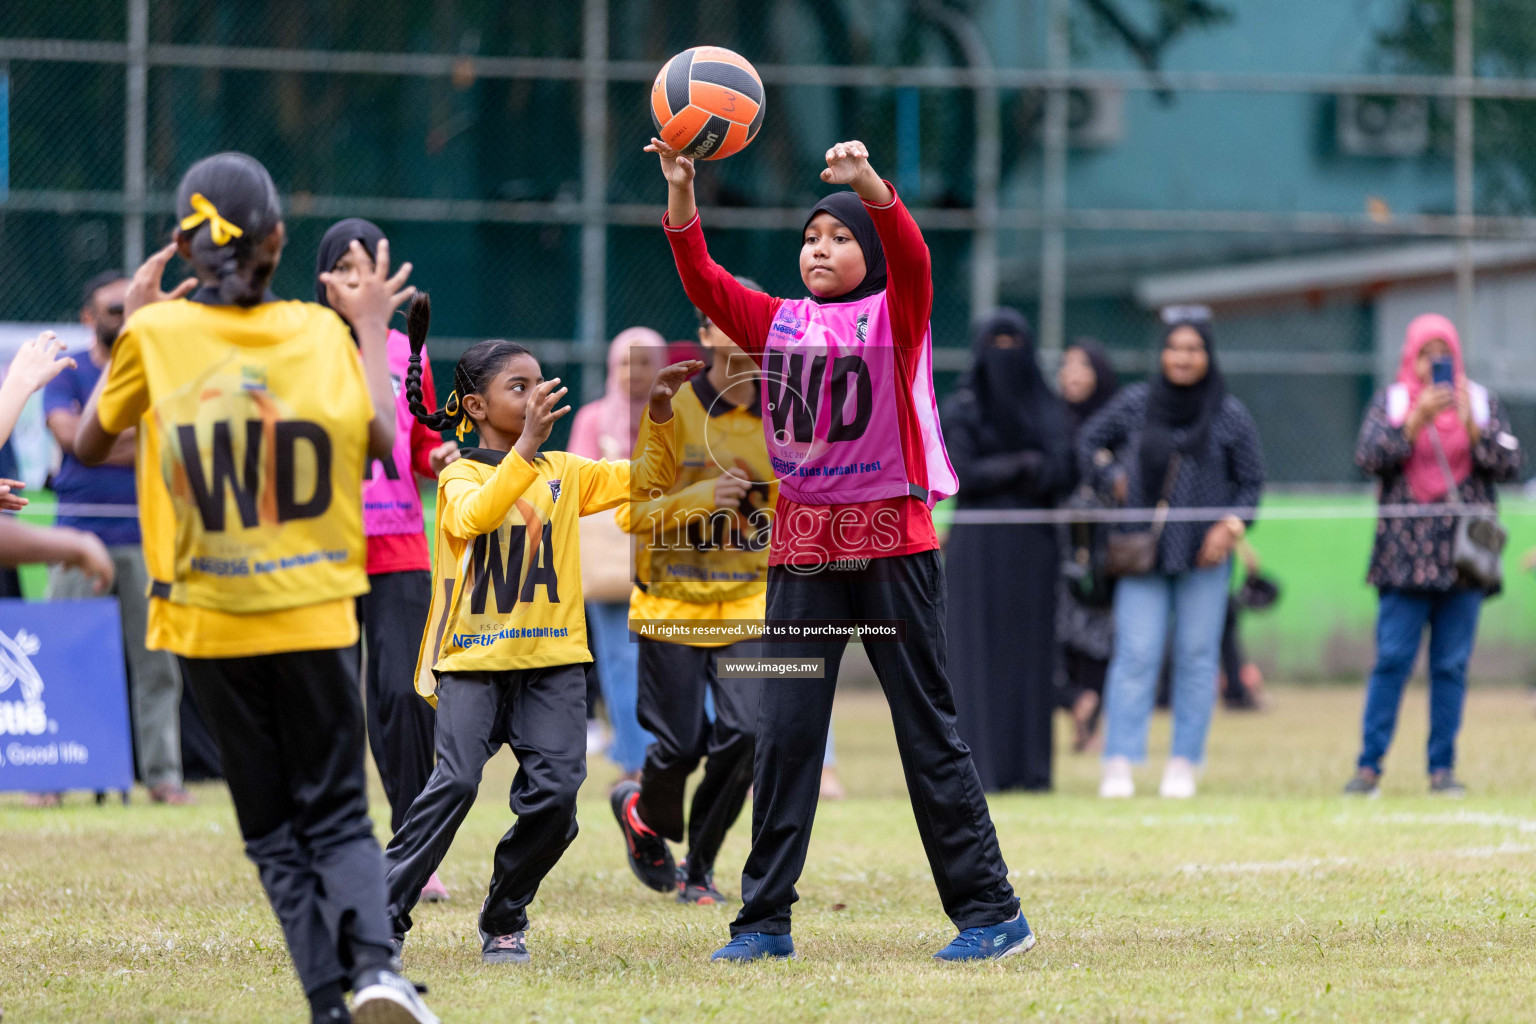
[1159,757,1198,799]
[585,719,608,757]
[1099,756,1135,798]
[351,969,440,1024]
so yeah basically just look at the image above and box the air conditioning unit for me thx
[1336,94,1429,157]
[1022,86,1125,150]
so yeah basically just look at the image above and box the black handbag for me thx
[1104,454,1180,578]
[1428,429,1506,590]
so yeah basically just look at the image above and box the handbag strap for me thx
[1425,426,1465,509]
[1148,452,1181,540]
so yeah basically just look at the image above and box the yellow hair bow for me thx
[179,192,245,246]
[444,390,472,441]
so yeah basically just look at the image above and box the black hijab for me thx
[314,217,387,310]
[803,191,887,304]
[964,308,1062,453]
[1138,319,1226,499]
[1063,337,1120,435]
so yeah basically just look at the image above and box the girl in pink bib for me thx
[653,137,1031,964]
[316,219,458,906]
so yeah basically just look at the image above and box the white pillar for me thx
[1038,0,1069,358]
[123,0,148,271]
[921,1,1000,323]
[578,0,608,401]
[1454,0,1475,350]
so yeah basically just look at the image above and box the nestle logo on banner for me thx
[0,628,53,737]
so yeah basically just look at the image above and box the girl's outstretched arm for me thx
[649,138,780,358]
[576,360,700,515]
[822,141,930,350]
[0,519,114,591]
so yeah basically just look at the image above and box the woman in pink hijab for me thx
[1347,313,1522,798]
[571,328,666,781]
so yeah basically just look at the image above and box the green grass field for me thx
[5,684,1536,1023]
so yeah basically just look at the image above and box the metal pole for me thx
[1038,0,1069,357]
[1455,0,1475,350]
[920,1,999,321]
[123,0,148,271]
[578,0,608,402]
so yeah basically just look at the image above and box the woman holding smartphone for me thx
[1346,313,1522,798]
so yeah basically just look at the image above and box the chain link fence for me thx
[6,0,1536,478]
[13,0,1536,679]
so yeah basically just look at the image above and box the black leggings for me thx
[383,665,587,937]
[635,637,761,880]
[180,647,394,997]
[357,569,436,833]
[733,550,1019,937]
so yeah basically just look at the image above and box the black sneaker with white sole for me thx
[350,968,440,1024]
[610,780,677,892]
[480,929,530,964]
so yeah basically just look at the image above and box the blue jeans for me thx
[1357,587,1482,775]
[586,601,653,773]
[1102,562,1232,765]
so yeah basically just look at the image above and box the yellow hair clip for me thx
[179,192,246,246]
[444,390,460,416]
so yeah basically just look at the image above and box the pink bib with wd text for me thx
[362,328,426,537]
[760,294,956,508]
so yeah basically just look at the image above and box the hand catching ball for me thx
[650,46,764,161]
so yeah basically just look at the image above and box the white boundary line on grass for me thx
[1178,812,1536,876]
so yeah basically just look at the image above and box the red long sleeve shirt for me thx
[366,357,441,576]
[665,183,940,566]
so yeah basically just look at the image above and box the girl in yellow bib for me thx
[74,153,439,1024]
[380,331,699,965]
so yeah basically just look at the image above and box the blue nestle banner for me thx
[0,598,134,792]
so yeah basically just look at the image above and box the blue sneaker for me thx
[710,932,796,962]
[933,912,1036,962]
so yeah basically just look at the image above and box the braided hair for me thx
[403,292,531,443]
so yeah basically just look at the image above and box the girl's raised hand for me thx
[428,440,461,475]
[320,239,416,332]
[124,243,198,320]
[514,377,571,463]
[649,359,706,423]
[821,140,875,185]
[3,332,75,395]
[644,138,696,188]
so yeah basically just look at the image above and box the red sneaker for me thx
[149,784,195,805]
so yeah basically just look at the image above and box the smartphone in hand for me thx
[1431,357,1455,386]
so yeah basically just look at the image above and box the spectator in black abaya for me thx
[1055,339,1120,752]
[944,310,1075,792]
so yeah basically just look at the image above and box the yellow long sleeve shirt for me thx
[614,376,775,647]
[414,411,676,698]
